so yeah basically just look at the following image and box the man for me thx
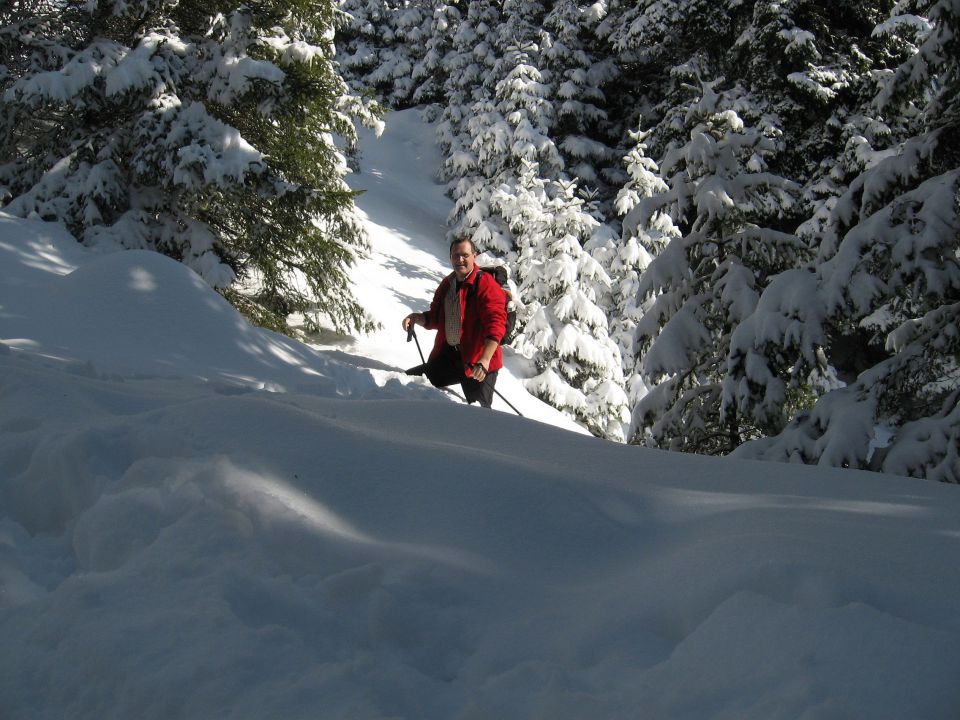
[403,238,507,407]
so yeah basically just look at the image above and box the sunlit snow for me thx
[1,109,958,720]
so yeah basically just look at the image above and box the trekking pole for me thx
[407,323,426,364]
[409,324,522,417]
[488,380,524,417]
[408,324,469,404]
[466,363,524,418]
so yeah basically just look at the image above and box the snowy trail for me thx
[331,110,587,430]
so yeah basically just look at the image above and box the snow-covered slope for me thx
[320,109,588,432]
[1,110,959,720]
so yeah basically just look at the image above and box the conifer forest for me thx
[2,0,958,481]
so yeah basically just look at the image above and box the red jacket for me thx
[424,267,507,371]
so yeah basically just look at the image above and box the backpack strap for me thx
[465,267,484,301]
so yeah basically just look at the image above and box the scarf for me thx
[444,278,462,346]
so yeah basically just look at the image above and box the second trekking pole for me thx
[408,325,523,417]
[465,363,524,418]
[407,324,426,364]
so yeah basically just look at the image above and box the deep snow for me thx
[1,109,959,720]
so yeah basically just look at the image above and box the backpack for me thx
[472,265,517,345]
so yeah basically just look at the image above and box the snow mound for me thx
[2,344,959,719]
[3,140,960,719]
[0,215,410,397]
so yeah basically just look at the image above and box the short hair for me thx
[449,237,478,254]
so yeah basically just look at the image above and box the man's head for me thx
[449,238,477,281]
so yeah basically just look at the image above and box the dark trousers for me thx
[409,343,497,408]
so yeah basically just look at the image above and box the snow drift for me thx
[2,112,959,718]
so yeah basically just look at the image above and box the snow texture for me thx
[1,109,959,720]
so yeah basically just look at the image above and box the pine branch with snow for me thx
[627,79,805,453]
[335,0,432,108]
[0,0,380,334]
[735,0,960,480]
[503,171,628,441]
[541,0,622,208]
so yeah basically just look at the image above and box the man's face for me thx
[450,241,476,281]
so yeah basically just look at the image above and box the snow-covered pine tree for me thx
[625,78,803,454]
[599,1,738,441]
[0,0,379,333]
[735,0,960,481]
[606,127,679,411]
[434,0,510,249]
[716,0,898,438]
[411,2,463,111]
[541,0,623,216]
[600,0,738,105]
[603,0,911,455]
[446,3,631,436]
[443,0,563,253]
[437,0,496,110]
[335,0,430,108]
[496,164,628,440]
[336,0,394,96]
